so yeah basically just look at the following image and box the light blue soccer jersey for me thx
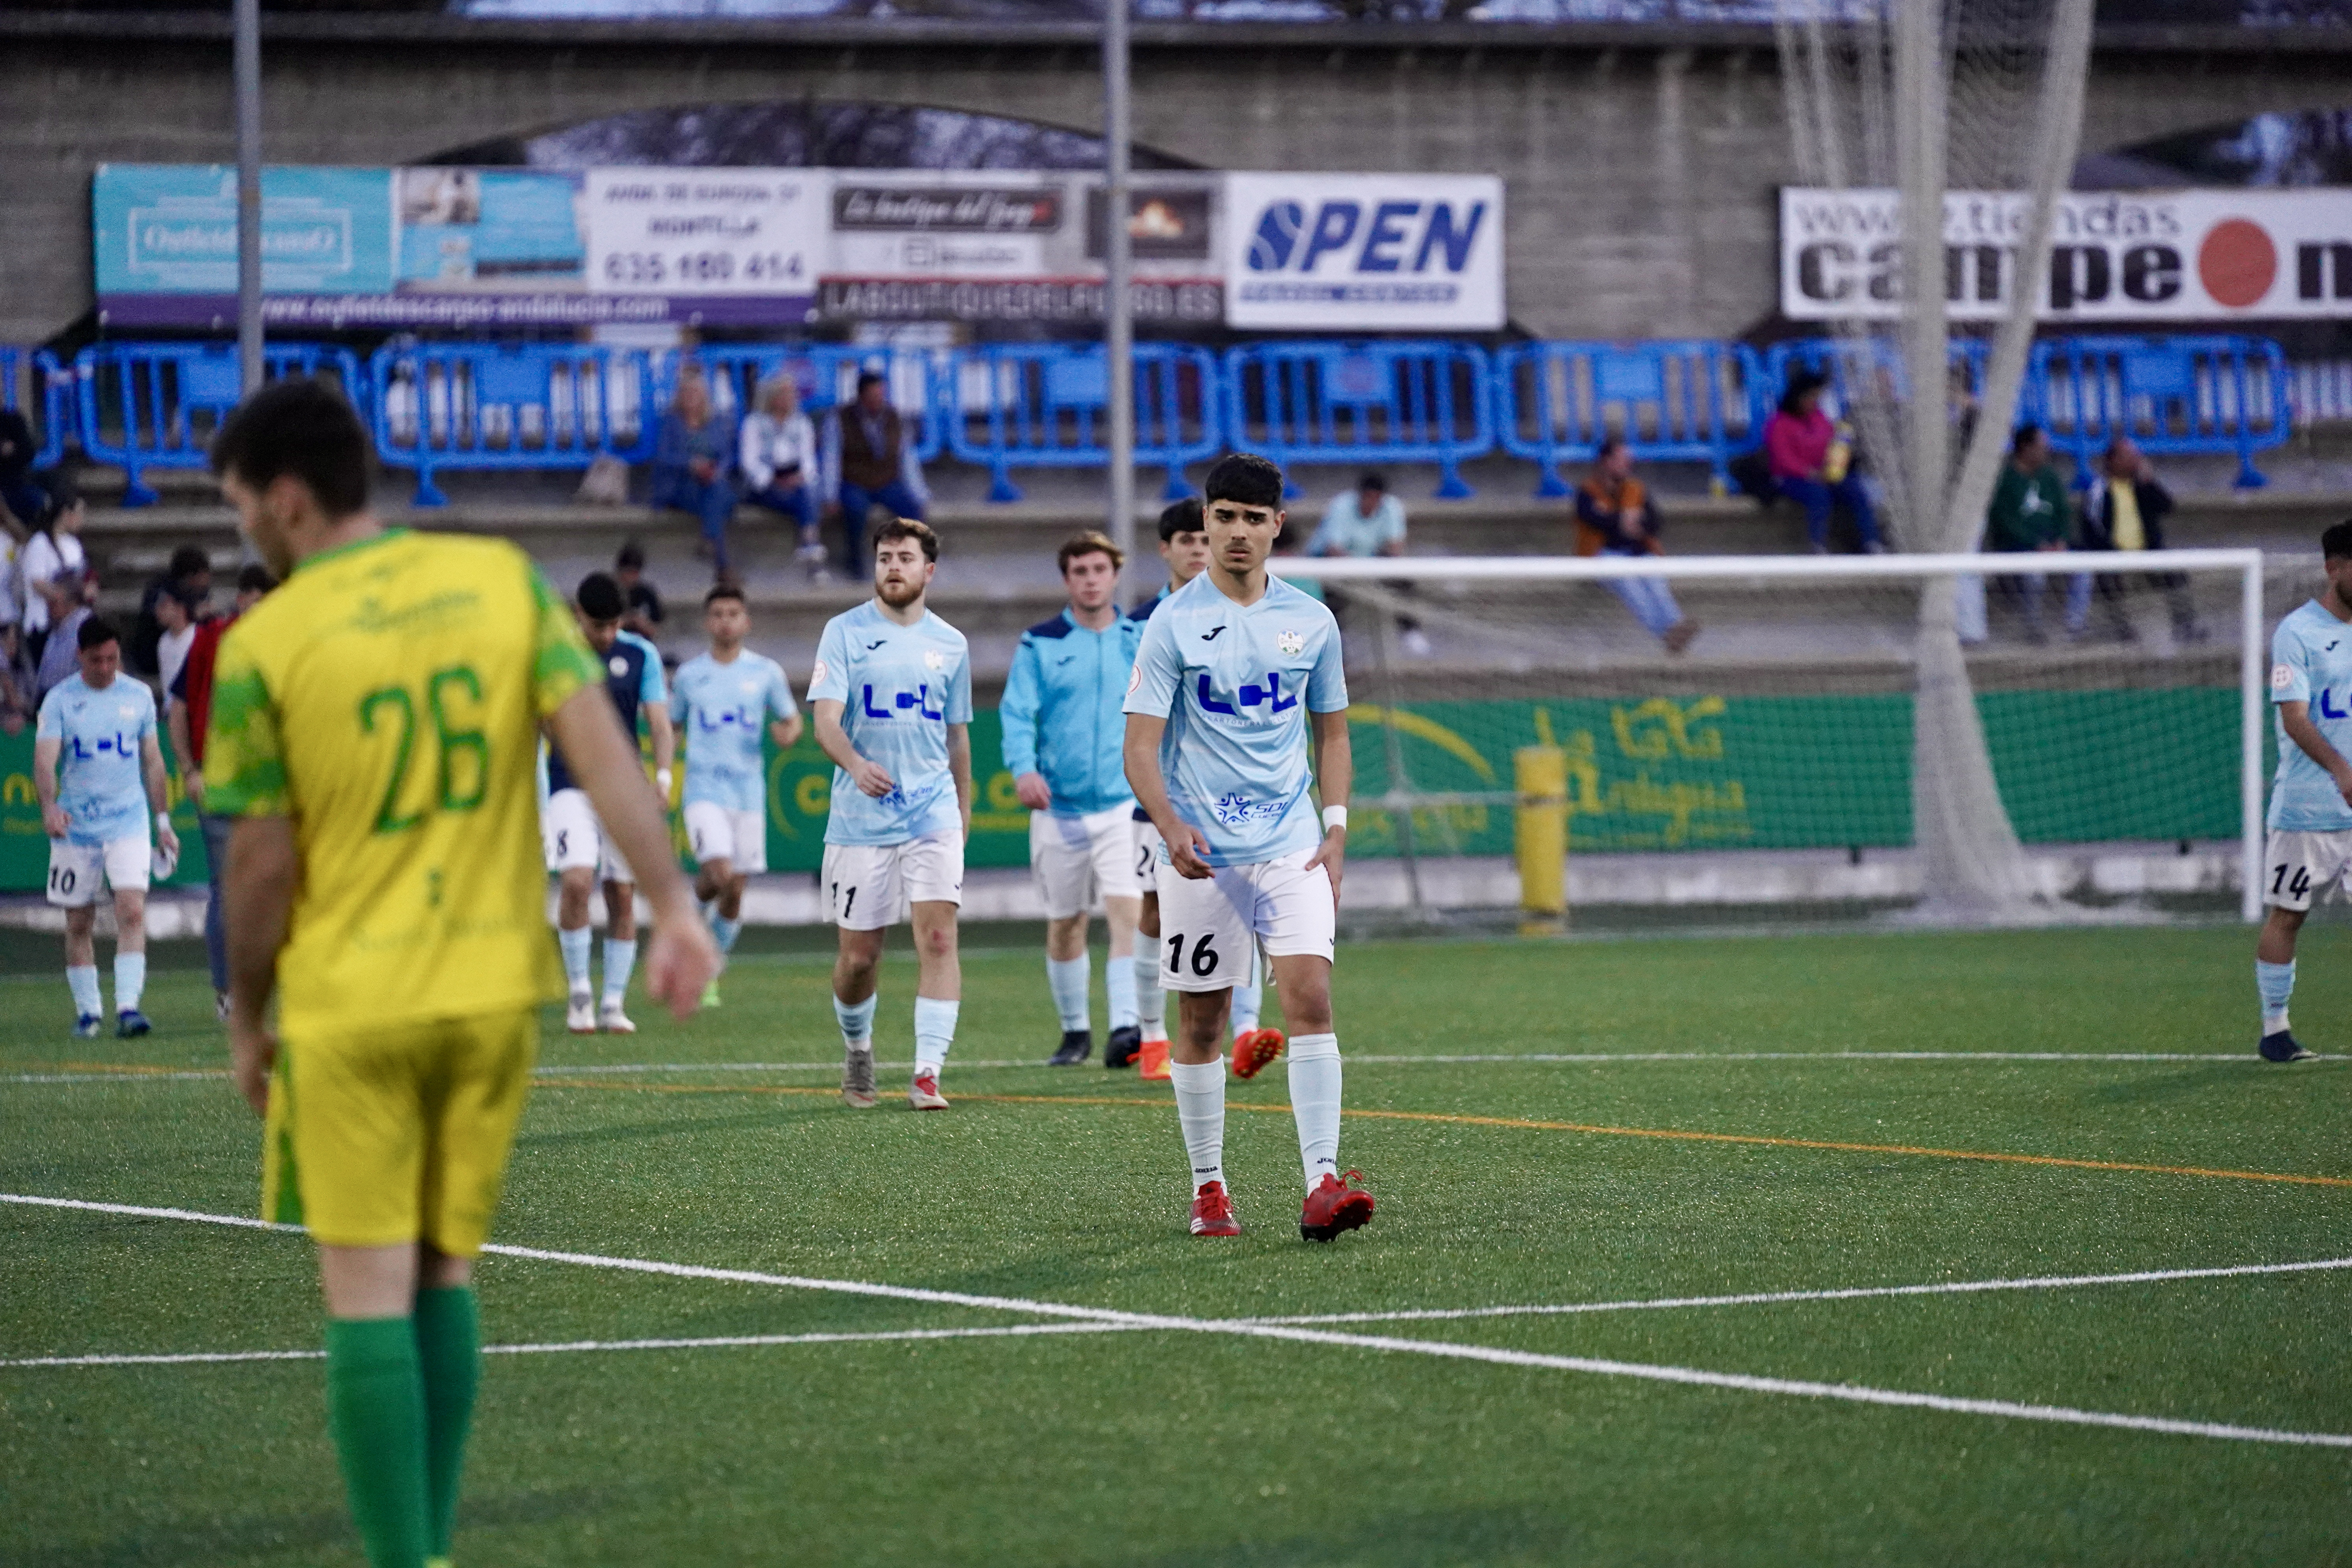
[37,674,155,846]
[2269,598,2352,832]
[808,600,973,847]
[1122,573,1347,867]
[672,650,797,813]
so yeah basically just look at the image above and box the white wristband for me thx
[1322,806,1348,832]
[655,768,673,795]
[155,809,172,831]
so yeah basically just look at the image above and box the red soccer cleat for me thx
[1299,1170,1374,1242]
[1230,1027,1287,1080]
[1190,1180,1240,1236]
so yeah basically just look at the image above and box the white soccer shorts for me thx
[46,835,150,908]
[1030,804,1142,920]
[1153,846,1335,993]
[684,801,768,875]
[823,829,965,931]
[542,788,633,883]
[2261,828,2352,913]
[1131,816,1163,898]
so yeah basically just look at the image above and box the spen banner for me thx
[1782,186,2352,322]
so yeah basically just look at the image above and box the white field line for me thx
[6,1192,2348,1450]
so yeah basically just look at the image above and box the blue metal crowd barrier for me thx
[1223,340,1493,499]
[77,342,365,507]
[370,343,653,507]
[657,345,946,466]
[2,348,69,473]
[945,343,1222,503]
[2029,334,2288,489]
[1496,340,1759,496]
[1759,336,2002,428]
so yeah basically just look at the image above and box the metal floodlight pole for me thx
[1103,0,1136,577]
[233,0,265,394]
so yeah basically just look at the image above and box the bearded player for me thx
[1122,454,1373,1242]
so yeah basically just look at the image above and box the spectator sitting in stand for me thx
[1766,370,1884,554]
[31,568,96,706]
[820,371,929,574]
[739,371,829,584]
[2079,436,2206,644]
[615,539,665,645]
[20,483,87,666]
[650,372,739,582]
[1575,438,1699,655]
[1987,423,2091,644]
[1310,472,1429,657]
[154,586,199,697]
[0,405,45,534]
[131,544,210,676]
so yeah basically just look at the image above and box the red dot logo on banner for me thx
[2197,218,2277,310]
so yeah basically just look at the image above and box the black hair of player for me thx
[2323,521,2352,562]
[208,379,370,519]
[615,539,647,572]
[1158,496,1203,542]
[77,616,120,653]
[168,545,212,581]
[874,515,940,562]
[577,572,626,622]
[2011,422,2045,454]
[1203,453,1284,512]
[704,583,748,609]
[236,563,277,596]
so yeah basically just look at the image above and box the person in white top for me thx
[738,372,827,584]
[154,589,198,699]
[21,488,88,652]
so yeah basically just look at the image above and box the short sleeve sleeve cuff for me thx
[201,662,289,818]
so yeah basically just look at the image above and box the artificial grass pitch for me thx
[3,922,2350,1566]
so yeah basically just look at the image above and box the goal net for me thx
[1278,553,2265,928]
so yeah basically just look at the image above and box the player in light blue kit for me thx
[2253,520,2352,1063]
[809,517,973,1111]
[1123,453,1374,1242]
[671,583,802,1007]
[34,616,179,1038]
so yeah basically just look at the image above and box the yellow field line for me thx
[529,1078,2352,1190]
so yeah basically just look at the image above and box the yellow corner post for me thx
[1514,744,1568,935]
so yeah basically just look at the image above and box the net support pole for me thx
[1102,0,1136,577]
[2242,558,2265,923]
[233,0,264,395]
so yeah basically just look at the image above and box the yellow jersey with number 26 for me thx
[203,528,605,1038]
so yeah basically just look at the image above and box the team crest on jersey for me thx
[1127,663,1142,694]
[924,650,947,673]
[811,659,829,685]
[1277,631,1305,657]
[608,655,629,677]
[2274,663,2296,692]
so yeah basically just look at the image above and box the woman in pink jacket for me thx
[1765,370,1883,553]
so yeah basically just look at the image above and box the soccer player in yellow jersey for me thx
[203,381,720,1568]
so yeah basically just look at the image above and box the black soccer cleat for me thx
[1047,1029,1093,1067]
[1104,1025,1143,1069]
[2259,1029,2316,1063]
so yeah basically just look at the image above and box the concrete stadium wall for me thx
[7,15,2350,345]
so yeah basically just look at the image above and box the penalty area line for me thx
[4,1192,2348,1450]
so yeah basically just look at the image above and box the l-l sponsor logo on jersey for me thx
[2322,688,2350,720]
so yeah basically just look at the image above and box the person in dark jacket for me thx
[2078,437,2206,643]
[130,545,212,675]
[821,372,929,575]
[0,406,46,532]
[1573,439,1698,653]
[649,373,739,582]
[1985,423,2089,643]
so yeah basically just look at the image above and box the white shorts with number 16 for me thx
[2262,828,2352,912]
[1154,847,1334,993]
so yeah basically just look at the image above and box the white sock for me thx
[601,937,637,1007]
[1136,946,1167,1042]
[913,995,958,1077]
[114,952,147,1014]
[1169,1058,1227,1193]
[1106,952,1139,1031]
[66,964,101,1019]
[1230,982,1262,1036]
[835,993,877,1051]
[1046,955,1090,1033]
[710,915,742,955]
[1286,1033,1343,1190]
[558,926,592,993]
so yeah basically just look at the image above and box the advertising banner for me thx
[1223,172,1505,331]
[1781,186,2352,322]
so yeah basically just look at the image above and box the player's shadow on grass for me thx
[1105,1503,1588,1568]
[15,1483,612,1568]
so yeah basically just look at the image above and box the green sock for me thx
[323,1316,431,1568]
[413,1286,482,1561]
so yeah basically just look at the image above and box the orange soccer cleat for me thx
[1137,1036,1172,1080]
[1189,1180,1240,1236]
[1229,1027,1287,1080]
[1299,1170,1375,1243]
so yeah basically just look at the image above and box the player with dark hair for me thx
[1123,453,1373,1241]
[34,613,178,1037]
[671,581,802,1006]
[205,376,718,1568]
[809,515,974,1110]
[545,571,675,1033]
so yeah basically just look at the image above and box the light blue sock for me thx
[601,938,637,1007]
[711,916,741,955]
[113,952,147,1014]
[1106,954,1139,1031]
[1046,956,1090,1032]
[66,964,100,1020]
[914,996,959,1075]
[1136,947,1166,1040]
[2258,959,2295,1033]
[834,993,877,1049]
[557,927,592,993]
[1231,982,1262,1036]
